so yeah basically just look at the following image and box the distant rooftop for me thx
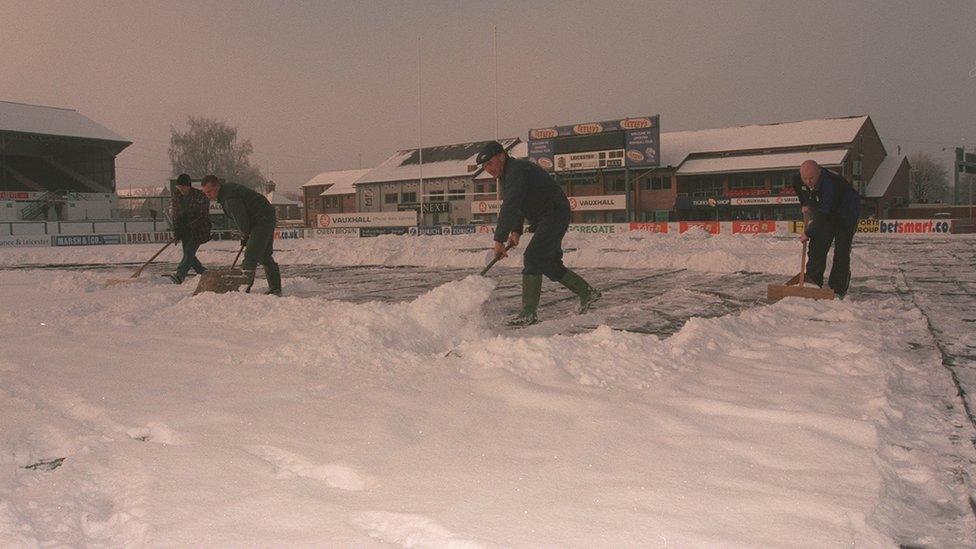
[358,138,522,185]
[0,100,131,144]
[663,115,870,168]
[302,168,372,196]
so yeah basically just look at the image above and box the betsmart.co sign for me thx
[879,219,951,234]
[318,211,417,228]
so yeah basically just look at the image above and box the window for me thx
[729,173,762,190]
[641,176,671,191]
[429,190,445,202]
[384,193,398,204]
[402,192,417,203]
[606,173,626,193]
[448,189,465,201]
[691,175,723,197]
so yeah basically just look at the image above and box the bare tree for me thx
[908,152,950,203]
[169,116,266,190]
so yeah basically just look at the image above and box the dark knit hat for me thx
[176,173,192,186]
[475,141,506,165]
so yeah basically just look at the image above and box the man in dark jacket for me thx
[792,160,861,298]
[200,175,282,296]
[478,141,600,326]
[168,173,211,284]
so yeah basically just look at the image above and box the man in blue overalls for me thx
[793,160,861,298]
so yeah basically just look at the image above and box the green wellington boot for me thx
[507,274,542,327]
[558,269,602,314]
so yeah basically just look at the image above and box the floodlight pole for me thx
[418,36,424,229]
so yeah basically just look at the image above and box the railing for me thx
[19,192,57,220]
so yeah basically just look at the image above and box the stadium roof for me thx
[662,116,869,168]
[865,154,908,198]
[0,101,131,144]
[302,168,371,196]
[357,138,522,185]
[676,149,849,175]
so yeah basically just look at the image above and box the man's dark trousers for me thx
[175,242,206,281]
[522,206,571,281]
[807,216,855,295]
[242,222,281,291]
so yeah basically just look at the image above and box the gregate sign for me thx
[318,211,417,228]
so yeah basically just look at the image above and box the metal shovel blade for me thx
[193,268,249,296]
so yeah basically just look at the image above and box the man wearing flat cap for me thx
[477,140,601,326]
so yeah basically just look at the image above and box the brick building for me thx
[301,168,370,228]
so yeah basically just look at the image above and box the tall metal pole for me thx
[493,26,501,202]
[418,36,424,228]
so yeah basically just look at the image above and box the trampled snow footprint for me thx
[247,445,374,491]
[352,511,486,549]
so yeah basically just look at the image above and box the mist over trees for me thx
[168,116,266,190]
[908,152,950,204]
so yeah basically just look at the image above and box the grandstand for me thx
[0,101,131,220]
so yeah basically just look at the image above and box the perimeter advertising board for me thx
[318,211,417,228]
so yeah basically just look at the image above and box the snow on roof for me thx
[357,138,520,185]
[676,149,849,175]
[865,154,908,198]
[116,186,167,197]
[662,116,868,168]
[0,100,131,143]
[265,190,299,206]
[301,168,371,196]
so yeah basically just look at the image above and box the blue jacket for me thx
[494,158,570,243]
[792,168,861,227]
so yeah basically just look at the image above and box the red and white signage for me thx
[679,221,720,234]
[317,211,417,228]
[629,222,669,233]
[731,220,777,234]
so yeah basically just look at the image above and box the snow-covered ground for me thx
[1,232,974,547]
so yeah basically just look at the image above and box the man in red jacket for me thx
[168,174,211,284]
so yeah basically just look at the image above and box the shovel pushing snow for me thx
[104,237,178,287]
[767,241,835,302]
[193,245,248,295]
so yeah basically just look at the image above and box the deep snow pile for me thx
[1,258,974,546]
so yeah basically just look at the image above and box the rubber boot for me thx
[241,269,256,293]
[264,262,282,296]
[558,269,601,314]
[507,274,542,327]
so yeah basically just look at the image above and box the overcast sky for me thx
[3,0,975,193]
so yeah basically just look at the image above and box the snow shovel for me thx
[104,237,178,287]
[480,242,515,276]
[767,241,835,301]
[192,244,248,296]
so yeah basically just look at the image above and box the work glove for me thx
[241,234,249,246]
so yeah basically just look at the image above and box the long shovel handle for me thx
[799,240,807,288]
[480,242,515,276]
[131,237,177,278]
[230,244,245,268]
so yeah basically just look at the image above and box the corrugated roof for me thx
[0,101,131,143]
[662,116,868,168]
[302,168,371,195]
[865,154,908,198]
[358,138,520,184]
[676,149,849,175]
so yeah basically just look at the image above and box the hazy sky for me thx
[3,0,975,193]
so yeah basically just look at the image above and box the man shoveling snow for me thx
[476,140,601,326]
